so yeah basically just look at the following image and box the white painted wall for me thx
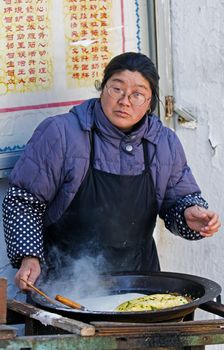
[159,0,224,276]
[156,2,224,346]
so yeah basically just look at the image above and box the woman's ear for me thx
[146,100,152,114]
[147,106,151,114]
[150,93,157,112]
[99,88,104,98]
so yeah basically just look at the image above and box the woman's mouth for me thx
[114,110,129,117]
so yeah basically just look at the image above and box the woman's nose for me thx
[118,93,131,106]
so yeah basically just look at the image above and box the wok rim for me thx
[33,271,222,316]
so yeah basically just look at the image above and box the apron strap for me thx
[143,140,156,173]
[89,127,96,164]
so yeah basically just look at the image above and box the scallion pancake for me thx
[115,293,190,312]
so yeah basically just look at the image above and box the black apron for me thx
[44,131,160,277]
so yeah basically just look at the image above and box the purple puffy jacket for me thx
[9,98,200,225]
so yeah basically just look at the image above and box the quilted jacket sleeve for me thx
[9,116,66,203]
[159,131,207,240]
[3,117,67,268]
[159,131,201,218]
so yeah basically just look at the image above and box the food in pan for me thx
[115,293,190,312]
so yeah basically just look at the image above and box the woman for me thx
[2,52,221,291]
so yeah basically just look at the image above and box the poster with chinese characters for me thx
[0,0,149,175]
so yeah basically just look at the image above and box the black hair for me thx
[96,52,160,112]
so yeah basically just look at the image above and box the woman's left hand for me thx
[184,205,221,237]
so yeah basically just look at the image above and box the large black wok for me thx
[32,271,222,323]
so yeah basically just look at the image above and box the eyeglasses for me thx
[106,85,151,106]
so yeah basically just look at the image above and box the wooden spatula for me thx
[55,294,87,311]
[20,278,57,305]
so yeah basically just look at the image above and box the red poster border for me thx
[0,0,125,114]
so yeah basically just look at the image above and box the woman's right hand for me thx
[15,257,41,291]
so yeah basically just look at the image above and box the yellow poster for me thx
[0,0,53,95]
[63,0,113,88]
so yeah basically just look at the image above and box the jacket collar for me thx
[70,98,163,145]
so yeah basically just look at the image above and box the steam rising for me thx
[39,249,110,300]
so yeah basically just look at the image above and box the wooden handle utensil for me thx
[55,294,86,311]
[20,278,57,305]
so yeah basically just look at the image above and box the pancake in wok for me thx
[115,293,190,312]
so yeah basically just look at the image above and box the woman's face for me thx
[100,70,152,132]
